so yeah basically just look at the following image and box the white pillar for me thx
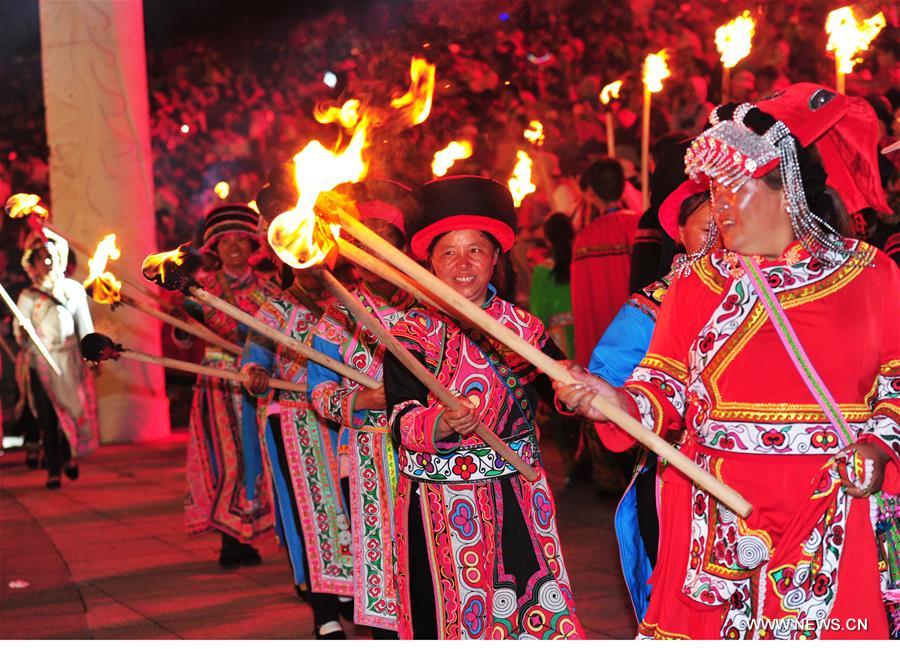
[40,0,170,443]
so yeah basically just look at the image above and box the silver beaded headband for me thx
[685,103,851,266]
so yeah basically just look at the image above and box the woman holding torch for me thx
[555,84,899,639]
[15,228,98,488]
[241,267,354,639]
[383,176,583,640]
[183,205,277,567]
[307,180,420,638]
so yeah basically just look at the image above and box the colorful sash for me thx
[399,431,538,483]
[462,327,537,432]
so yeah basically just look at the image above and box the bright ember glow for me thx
[826,6,886,74]
[314,99,361,129]
[715,11,756,69]
[642,50,671,93]
[180,124,190,134]
[83,234,122,304]
[5,193,49,219]
[600,80,623,105]
[390,56,436,126]
[431,140,473,177]
[523,120,544,146]
[214,181,230,200]
[142,245,188,286]
[508,150,536,208]
[268,116,369,269]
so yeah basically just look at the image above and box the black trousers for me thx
[30,369,71,476]
[634,455,660,567]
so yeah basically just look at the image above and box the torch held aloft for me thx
[329,205,753,517]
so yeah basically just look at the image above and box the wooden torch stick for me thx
[187,285,380,390]
[640,86,651,211]
[332,208,753,517]
[118,296,243,356]
[605,112,616,158]
[116,348,305,392]
[0,281,62,375]
[337,240,442,311]
[722,66,731,103]
[318,269,539,482]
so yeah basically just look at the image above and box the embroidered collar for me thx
[480,283,498,309]
[222,268,254,289]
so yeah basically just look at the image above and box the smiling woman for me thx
[383,176,584,640]
[180,204,278,567]
[429,229,499,305]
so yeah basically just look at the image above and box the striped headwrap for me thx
[199,205,261,254]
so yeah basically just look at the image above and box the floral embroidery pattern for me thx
[400,433,538,483]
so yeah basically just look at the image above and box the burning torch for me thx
[81,333,307,393]
[83,235,242,355]
[600,80,623,158]
[826,5,886,94]
[141,245,379,390]
[640,50,671,211]
[715,10,756,103]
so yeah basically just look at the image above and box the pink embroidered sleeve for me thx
[389,399,461,454]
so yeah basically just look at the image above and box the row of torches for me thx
[74,46,747,509]
[5,3,888,515]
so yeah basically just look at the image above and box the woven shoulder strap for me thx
[740,256,855,447]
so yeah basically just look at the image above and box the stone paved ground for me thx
[0,435,634,639]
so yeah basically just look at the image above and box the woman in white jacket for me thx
[15,228,98,489]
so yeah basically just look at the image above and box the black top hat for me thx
[410,176,517,260]
[350,179,421,240]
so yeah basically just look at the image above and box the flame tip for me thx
[432,140,473,177]
[642,50,671,93]
[826,6,886,74]
[715,10,756,69]
[508,149,536,208]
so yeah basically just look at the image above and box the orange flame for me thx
[268,115,369,269]
[142,245,188,285]
[826,6,886,74]
[642,50,671,93]
[5,193,49,219]
[715,11,756,69]
[508,150,536,208]
[431,140,473,177]
[83,234,122,304]
[390,56,436,126]
[214,181,230,200]
[314,98,361,129]
[523,120,545,146]
[600,80,623,105]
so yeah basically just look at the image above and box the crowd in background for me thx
[2,0,898,248]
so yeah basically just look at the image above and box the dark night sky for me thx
[0,0,369,61]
